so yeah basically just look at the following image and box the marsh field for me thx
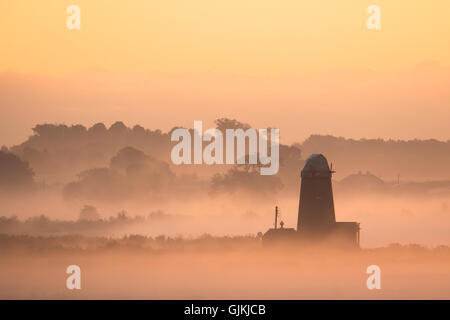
[1,234,450,299]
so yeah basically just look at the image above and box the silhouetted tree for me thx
[215,118,251,132]
[79,205,101,221]
[109,121,128,135]
[88,123,108,137]
[110,147,149,171]
[0,151,35,193]
[64,147,176,202]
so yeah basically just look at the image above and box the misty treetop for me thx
[3,119,450,201]
[0,151,35,193]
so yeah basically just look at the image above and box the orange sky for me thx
[1,1,450,146]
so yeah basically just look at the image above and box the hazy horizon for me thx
[1,63,450,147]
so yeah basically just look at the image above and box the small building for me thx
[262,206,297,245]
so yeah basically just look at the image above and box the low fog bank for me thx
[1,192,449,247]
[0,236,449,299]
[2,120,450,247]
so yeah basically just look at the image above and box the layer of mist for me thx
[1,120,450,299]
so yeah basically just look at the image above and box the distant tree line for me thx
[3,119,450,200]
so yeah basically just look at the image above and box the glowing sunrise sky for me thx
[0,1,449,146]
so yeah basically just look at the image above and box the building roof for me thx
[302,154,330,173]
